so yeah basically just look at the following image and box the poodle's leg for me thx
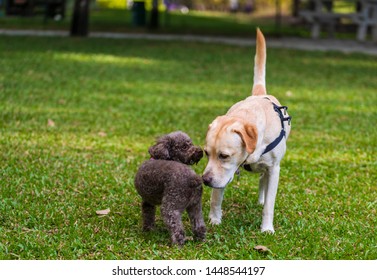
[161,202,185,246]
[142,201,156,231]
[187,200,206,242]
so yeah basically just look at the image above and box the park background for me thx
[0,0,376,260]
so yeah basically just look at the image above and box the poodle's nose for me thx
[191,147,203,164]
[202,173,213,186]
[195,148,203,159]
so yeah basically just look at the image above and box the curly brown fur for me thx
[135,131,206,246]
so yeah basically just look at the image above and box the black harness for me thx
[243,98,291,172]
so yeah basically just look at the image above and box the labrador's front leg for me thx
[261,165,280,233]
[209,188,225,225]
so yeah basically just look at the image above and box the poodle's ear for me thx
[148,137,171,160]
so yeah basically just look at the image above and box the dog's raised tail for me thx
[252,28,267,96]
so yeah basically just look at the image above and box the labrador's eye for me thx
[219,153,230,160]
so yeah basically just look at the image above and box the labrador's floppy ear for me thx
[148,135,171,160]
[233,124,258,154]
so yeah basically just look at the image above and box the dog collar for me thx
[242,98,291,172]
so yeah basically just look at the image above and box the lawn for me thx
[0,35,376,260]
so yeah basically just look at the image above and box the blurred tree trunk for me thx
[275,0,282,35]
[149,0,159,29]
[70,0,90,36]
[292,0,300,17]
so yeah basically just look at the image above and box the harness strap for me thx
[262,129,286,155]
[261,101,291,155]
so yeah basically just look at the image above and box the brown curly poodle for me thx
[135,131,206,246]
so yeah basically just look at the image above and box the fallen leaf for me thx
[254,245,270,253]
[305,188,315,194]
[47,119,55,127]
[96,208,110,216]
[98,131,107,137]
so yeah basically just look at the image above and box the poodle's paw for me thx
[142,225,155,232]
[193,226,206,242]
[171,230,186,247]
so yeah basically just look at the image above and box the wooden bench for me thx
[5,0,66,20]
[299,0,377,41]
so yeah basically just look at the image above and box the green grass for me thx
[0,35,376,260]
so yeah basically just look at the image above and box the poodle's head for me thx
[148,131,203,165]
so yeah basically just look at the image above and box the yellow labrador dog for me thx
[203,29,291,233]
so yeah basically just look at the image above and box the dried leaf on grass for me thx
[286,90,293,97]
[98,131,107,137]
[47,119,55,127]
[254,245,270,253]
[96,208,110,216]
